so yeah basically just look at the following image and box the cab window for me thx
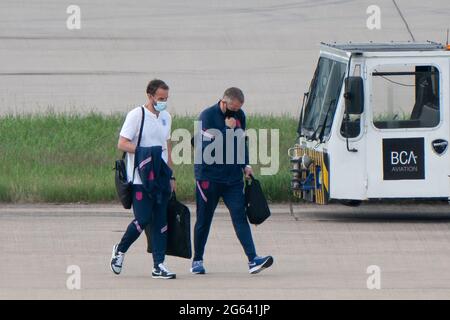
[372,65,440,129]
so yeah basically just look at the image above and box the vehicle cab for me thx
[290,42,450,205]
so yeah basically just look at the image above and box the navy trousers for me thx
[117,185,169,267]
[194,180,257,262]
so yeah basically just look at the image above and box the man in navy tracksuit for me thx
[192,87,273,275]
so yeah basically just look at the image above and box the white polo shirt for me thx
[119,105,172,185]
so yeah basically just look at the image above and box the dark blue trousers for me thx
[194,180,257,262]
[117,185,169,267]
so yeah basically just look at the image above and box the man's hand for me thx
[170,179,176,193]
[225,117,237,129]
[244,166,253,179]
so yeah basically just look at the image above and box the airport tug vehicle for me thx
[289,42,450,206]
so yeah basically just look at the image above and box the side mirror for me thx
[344,77,364,114]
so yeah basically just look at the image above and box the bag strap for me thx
[130,106,145,183]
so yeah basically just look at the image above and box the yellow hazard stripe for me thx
[322,157,329,193]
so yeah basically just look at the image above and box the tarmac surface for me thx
[1,0,449,116]
[1,202,450,299]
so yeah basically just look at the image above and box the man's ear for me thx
[147,94,155,104]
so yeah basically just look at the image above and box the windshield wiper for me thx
[297,92,309,138]
[318,99,337,142]
[311,99,336,142]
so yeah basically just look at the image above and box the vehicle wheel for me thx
[339,200,362,207]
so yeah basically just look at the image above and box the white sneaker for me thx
[110,244,125,275]
[152,263,176,279]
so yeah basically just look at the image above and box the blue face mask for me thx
[154,101,167,112]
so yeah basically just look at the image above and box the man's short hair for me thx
[146,79,169,95]
[223,87,245,103]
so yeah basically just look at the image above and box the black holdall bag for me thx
[114,107,145,209]
[146,192,192,259]
[245,175,271,225]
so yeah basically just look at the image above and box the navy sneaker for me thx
[110,244,125,275]
[190,260,206,275]
[152,263,176,279]
[248,256,274,274]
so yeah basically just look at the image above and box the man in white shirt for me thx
[110,79,177,280]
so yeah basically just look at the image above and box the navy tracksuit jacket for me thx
[193,102,256,262]
[118,146,172,267]
[135,146,172,204]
